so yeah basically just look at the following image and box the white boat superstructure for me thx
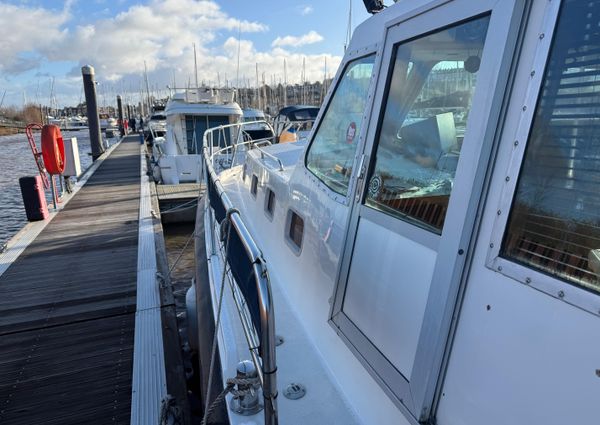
[48,116,89,131]
[99,113,118,131]
[153,87,242,185]
[147,112,167,139]
[194,1,600,425]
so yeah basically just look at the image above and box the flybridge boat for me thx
[192,1,600,424]
[152,87,243,185]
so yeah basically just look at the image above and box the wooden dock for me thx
[0,136,174,424]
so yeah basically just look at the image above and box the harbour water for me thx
[0,130,93,246]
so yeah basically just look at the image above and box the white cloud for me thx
[41,0,268,81]
[0,2,70,73]
[272,31,323,48]
[0,0,342,107]
[300,5,314,15]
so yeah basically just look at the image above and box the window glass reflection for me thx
[366,17,490,233]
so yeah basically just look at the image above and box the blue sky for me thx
[0,0,373,107]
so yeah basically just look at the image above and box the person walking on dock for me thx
[129,117,137,132]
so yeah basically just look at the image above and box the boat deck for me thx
[0,136,168,424]
[156,183,203,201]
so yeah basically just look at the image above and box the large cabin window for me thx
[185,115,230,154]
[365,17,489,233]
[306,54,376,196]
[501,0,600,295]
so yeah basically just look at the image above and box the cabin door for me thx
[329,0,522,420]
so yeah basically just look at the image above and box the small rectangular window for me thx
[288,212,304,249]
[265,189,275,218]
[501,0,600,295]
[242,163,247,182]
[251,175,258,197]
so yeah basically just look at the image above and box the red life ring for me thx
[41,124,65,175]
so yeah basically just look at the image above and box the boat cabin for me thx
[198,1,600,424]
[153,88,242,184]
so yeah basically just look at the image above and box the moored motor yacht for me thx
[192,1,600,425]
[152,87,243,185]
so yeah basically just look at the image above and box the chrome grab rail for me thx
[202,121,278,425]
[255,146,284,171]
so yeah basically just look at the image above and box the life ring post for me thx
[41,124,66,210]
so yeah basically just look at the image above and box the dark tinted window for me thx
[251,175,258,197]
[501,0,600,294]
[266,189,275,217]
[291,109,319,120]
[289,212,304,249]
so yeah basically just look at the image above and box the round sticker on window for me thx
[368,175,382,198]
[346,122,357,144]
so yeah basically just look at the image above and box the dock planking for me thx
[0,136,142,424]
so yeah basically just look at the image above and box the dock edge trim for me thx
[130,145,167,424]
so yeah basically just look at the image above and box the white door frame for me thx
[329,0,529,421]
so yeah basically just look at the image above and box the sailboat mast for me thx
[256,63,261,110]
[144,61,151,113]
[236,24,241,88]
[193,43,199,88]
[283,59,288,107]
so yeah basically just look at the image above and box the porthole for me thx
[251,175,258,197]
[288,211,304,251]
[265,188,276,219]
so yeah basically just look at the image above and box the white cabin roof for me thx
[165,98,243,117]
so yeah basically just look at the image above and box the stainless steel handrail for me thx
[210,139,272,163]
[202,121,278,425]
[205,120,275,158]
[254,146,284,172]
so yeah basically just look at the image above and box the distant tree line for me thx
[0,104,44,125]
